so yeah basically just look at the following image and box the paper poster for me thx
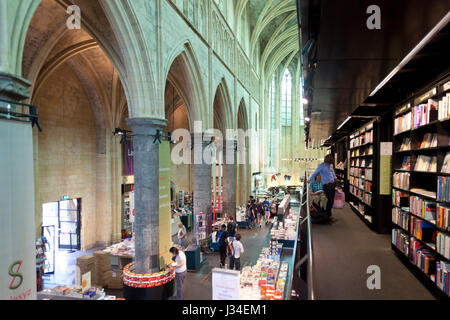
[81,271,91,292]
[212,268,240,300]
[379,142,392,195]
[159,141,172,266]
[380,142,392,156]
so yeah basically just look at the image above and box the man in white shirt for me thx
[169,246,187,300]
[229,234,244,271]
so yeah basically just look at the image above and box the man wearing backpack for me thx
[217,224,229,268]
[227,216,237,242]
[229,234,244,271]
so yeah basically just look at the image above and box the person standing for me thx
[229,234,244,271]
[218,224,229,268]
[170,246,187,300]
[270,200,277,218]
[256,199,264,228]
[309,154,338,222]
[177,221,187,248]
[227,216,237,242]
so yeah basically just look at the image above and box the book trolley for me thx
[391,76,450,298]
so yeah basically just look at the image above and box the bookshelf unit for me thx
[348,120,376,229]
[391,76,450,298]
[329,136,348,195]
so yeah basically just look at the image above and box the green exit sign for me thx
[61,195,70,200]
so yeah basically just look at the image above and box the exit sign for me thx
[61,195,70,200]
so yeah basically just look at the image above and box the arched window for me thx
[299,78,305,126]
[281,69,292,126]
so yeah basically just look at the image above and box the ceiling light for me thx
[337,116,352,130]
[305,117,311,122]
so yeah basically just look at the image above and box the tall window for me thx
[299,78,305,126]
[281,69,292,126]
[269,75,276,167]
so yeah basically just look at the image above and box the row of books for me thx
[437,205,450,231]
[393,172,410,190]
[410,216,435,243]
[393,190,409,209]
[392,207,409,230]
[411,238,436,276]
[350,130,373,148]
[436,232,450,260]
[349,167,364,177]
[413,99,438,128]
[364,181,372,193]
[392,228,410,255]
[414,155,437,172]
[410,196,436,222]
[350,158,373,168]
[363,193,372,205]
[438,92,450,121]
[350,146,373,157]
[395,112,412,134]
[436,261,450,296]
[350,176,364,189]
[419,133,438,149]
[438,176,449,202]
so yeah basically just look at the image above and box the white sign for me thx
[380,142,392,156]
[212,268,240,300]
[129,191,135,224]
[81,271,91,293]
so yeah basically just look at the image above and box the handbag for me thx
[333,189,345,209]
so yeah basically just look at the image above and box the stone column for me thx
[193,133,212,235]
[222,139,237,218]
[126,117,167,274]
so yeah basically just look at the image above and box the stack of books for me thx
[438,176,449,202]
[438,92,450,121]
[414,155,437,172]
[437,204,450,231]
[413,99,438,128]
[395,112,412,134]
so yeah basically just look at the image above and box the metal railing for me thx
[293,171,316,300]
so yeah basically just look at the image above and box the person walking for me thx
[309,154,338,223]
[177,221,187,248]
[256,199,264,228]
[262,197,271,224]
[169,246,187,300]
[229,234,244,271]
[217,224,229,268]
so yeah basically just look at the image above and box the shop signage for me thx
[61,195,70,200]
[212,268,240,300]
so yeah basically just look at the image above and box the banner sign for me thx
[0,120,36,300]
[123,139,134,176]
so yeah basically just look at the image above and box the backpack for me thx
[227,222,235,235]
[216,230,223,243]
[226,240,233,256]
[218,231,227,247]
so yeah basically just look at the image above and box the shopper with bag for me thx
[229,234,244,271]
[169,246,187,300]
[308,154,338,223]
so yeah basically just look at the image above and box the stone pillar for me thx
[193,132,212,231]
[126,117,167,274]
[222,139,237,218]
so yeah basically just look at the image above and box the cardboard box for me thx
[107,269,123,289]
[94,251,111,272]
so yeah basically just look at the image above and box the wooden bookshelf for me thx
[391,75,450,298]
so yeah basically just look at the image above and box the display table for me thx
[103,240,134,269]
[37,286,115,300]
[185,244,205,271]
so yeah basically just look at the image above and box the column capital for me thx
[126,117,167,135]
[0,72,31,101]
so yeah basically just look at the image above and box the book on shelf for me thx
[438,176,449,202]
[442,152,450,174]
[392,207,410,230]
[410,188,437,199]
[413,99,438,128]
[414,155,436,172]
[436,232,450,260]
[392,228,410,256]
[401,156,411,171]
[394,172,410,190]
[410,237,436,276]
[438,92,450,121]
[435,261,450,296]
[419,133,437,149]
[437,204,450,231]
[399,137,411,151]
[410,216,436,243]
[393,190,410,209]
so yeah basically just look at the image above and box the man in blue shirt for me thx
[309,154,338,222]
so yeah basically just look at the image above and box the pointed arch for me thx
[213,78,234,132]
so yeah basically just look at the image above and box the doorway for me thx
[41,198,81,277]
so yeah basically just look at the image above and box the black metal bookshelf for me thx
[391,75,450,298]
